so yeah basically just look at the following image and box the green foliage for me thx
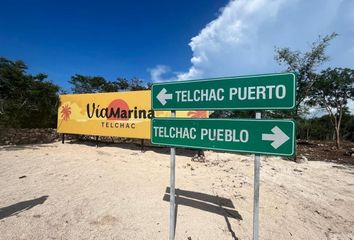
[69,75,151,93]
[210,110,255,118]
[146,82,153,90]
[69,74,118,93]
[297,116,332,140]
[342,116,354,141]
[306,68,354,148]
[297,113,354,142]
[274,32,338,117]
[0,57,60,128]
[308,68,354,110]
[130,77,146,91]
[116,77,129,91]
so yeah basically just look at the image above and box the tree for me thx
[69,75,150,93]
[297,118,312,140]
[307,68,354,149]
[116,77,129,91]
[146,82,153,90]
[26,76,60,127]
[342,115,354,141]
[69,74,113,93]
[130,77,145,91]
[275,32,338,117]
[0,57,60,128]
[101,81,119,93]
[307,115,332,140]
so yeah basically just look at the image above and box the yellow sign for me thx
[57,90,208,139]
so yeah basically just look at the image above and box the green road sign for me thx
[152,73,296,110]
[151,118,296,156]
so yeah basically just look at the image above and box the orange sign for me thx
[57,90,208,139]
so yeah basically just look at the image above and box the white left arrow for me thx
[157,88,173,106]
[262,126,290,149]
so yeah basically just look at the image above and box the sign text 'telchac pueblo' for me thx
[151,118,296,156]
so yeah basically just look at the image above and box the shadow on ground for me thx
[67,138,198,158]
[0,196,48,220]
[163,187,242,240]
[0,144,57,151]
[1,136,249,158]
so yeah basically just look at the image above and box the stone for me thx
[296,154,308,164]
[191,154,206,162]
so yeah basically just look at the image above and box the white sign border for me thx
[151,118,296,157]
[151,72,296,110]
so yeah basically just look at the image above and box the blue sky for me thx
[1,0,354,114]
[0,0,228,91]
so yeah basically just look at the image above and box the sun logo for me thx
[187,111,208,118]
[60,104,72,121]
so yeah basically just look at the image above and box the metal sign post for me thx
[253,112,261,240]
[150,72,297,239]
[169,110,176,240]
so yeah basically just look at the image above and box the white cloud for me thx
[181,0,354,79]
[178,0,354,80]
[149,0,354,113]
[148,65,171,82]
[177,0,294,80]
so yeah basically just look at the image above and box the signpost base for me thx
[141,139,145,152]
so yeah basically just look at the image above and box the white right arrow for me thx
[262,126,290,149]
[157,88,173,106]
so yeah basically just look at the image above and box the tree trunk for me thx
[335,127,341,149]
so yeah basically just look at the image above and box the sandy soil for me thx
[0,141,353,240]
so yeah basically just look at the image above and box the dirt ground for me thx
[297,140,354,165]
[0,141,353,240]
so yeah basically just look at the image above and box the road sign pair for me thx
[151,72,296,156]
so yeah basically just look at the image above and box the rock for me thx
[191,154,206,162]
[296,154,308,164]
[351,153,354,158]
